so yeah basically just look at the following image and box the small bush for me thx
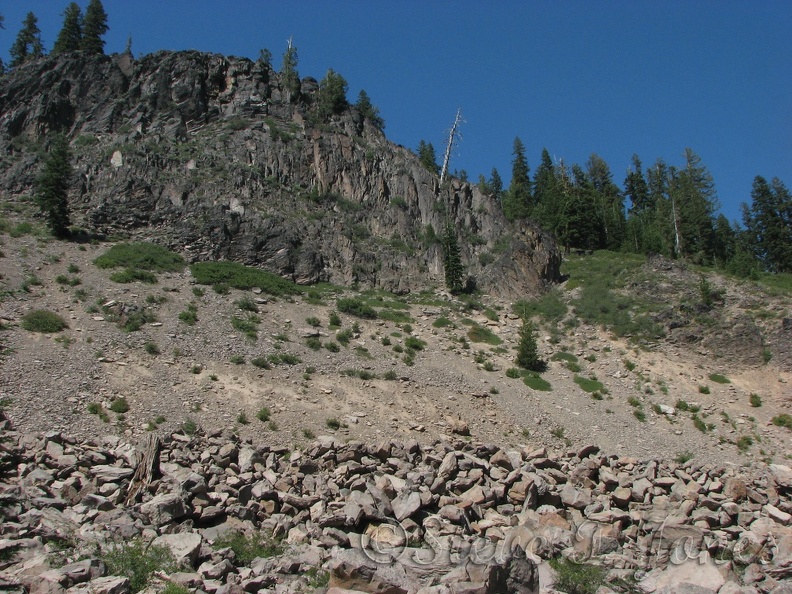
[736,435,753,452]
[771,414,792,430]
[306,337,322,350]
[212,531,283,565]
[22,310,68,333]
[574,376,605,393]
[190,261,297,296]
[432,316,454,328]
[94,242,185,273]
[109,397,130,413]
[326,417,341,430]
[674,451,694,464]
[749,393,762,408]
[324,341,340,352]
[231,314,260,339]
[698,385,711,394]
[251,357,270,369]
[302,428,316,439]
[144,341,160,355]
[405,336,426,351]
[505,368,521,379]
[523,373,552,391]
[123,310,156,332]
[257,407,271,422]
[110,268,158,284]
[548,558,606,594]
[336,328,353,345]
[383,370,398,380]
[467,324,502,346]
[329,311,342,327]
[708,373,730,384]
[306,316,321,327]
[235,296,259,312]
[179,305,198,325]
[230,355,245,365]
[550,352,578,363]
[182,418,197,435]
[237,411,249,425]
[634,409,646,422]
[336,297,377,319]
[103,540,177,593]
[624,359,636,371]
[192,286,205,297]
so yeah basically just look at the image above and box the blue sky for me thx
[2,1,790,223]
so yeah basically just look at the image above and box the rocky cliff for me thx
[0,51,559,298]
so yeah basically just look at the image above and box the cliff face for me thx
[0,50,560,298]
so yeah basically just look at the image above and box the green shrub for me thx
[634,409,646,422]
[182,418,197,435]
[548,558,605,594]
[708,373,730,384]
[432,316,454,328]
[144,341,160,355]
[513,292,568,323]
[123,310,156,332]
[179,305,198,325]
[505,368,521,379]
[231,314,260,339]
[192,286,205,297]
[95,243,185,272]
[523,373,552,391]
[574,376,604,393]
[235,296,259,312]
[251,357,270,369]
[191,261,297,296]
[405,336,426,351]
[230,355,245,365]
[698,385,710,394]
[336,328,353,345]
[257,407,271,422]
[110,268,158,284]
[102,540,177,593]
[383,370,398,380]
[306,337,322,350]
[326,417,341,430]
[771,414,792,429]
[21,310,67,333]
[550,352,578,363]
[749,393,762,408]
[237,411,249,424]
[329,311,342,327]
[337,297,377,319]
[736,435,753,452]
[109,397,130,413]
[674,451,694,464]
[624,359,636,371]
[324,341,340,352]
[306,316,321,327]
[467,324,502,346]
[212,531,283,565]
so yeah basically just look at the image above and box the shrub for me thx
[624,359,636,371]
[550,352,578,363]
[432,316,454,328]
[212,531,283,565]
[231,314,260,339]
[306,337,322,350]
[523,373,552,391]
[257,407,271,422]
[698,385,710,394]
[192,286,205,297]
[329,311,342,327]
[515,320,542,370]
[326,418,341,430]
[94,242,185,273]
[22,310,68,333]
[110,268,158,284]
[144,341,160,355]
[634,409,646,422]
[109,397,130,413]
[548,558,605,594]
[230,355,245,365]
[324,341,340,352]
[179,305,198,325]
[337,297,377,319]
[235,296,259,312]
[405,336,426,351]
[251,357,270,369]
[574,376,604,393]
[736,435,753,452]
[306,316,321,327]
[749,393,762,408]
[102,540,177,593]
[190,261,297,296]
[467,324,503,346]
[182,418,197,435]
[505,368,521,379]
[336,328,353,345]
[708,373,730,384]
[383,370,398,380]
[771,414,792,430]
[237,411,249,425]
[123,310,156,332]
[674,451,694,464]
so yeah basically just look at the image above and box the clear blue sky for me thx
[2,1,790,223]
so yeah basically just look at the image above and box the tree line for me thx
[1,1,108,73]
[476,139,791,276]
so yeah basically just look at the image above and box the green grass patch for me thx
[467,324,502,345]
[771,414,792,430]
[404,336,426,351]
[574,376,605,393]
[432,316,454,328]
[231,314,260,340]
[550,352,578,363]
[512,291,568,323]
[212,531,283,565]
[376,308,412,323]
[548,558,605,594]
[523,373,552,391]
[708,373,730,384]
[103,540,177,593]
[21,309,68,333]
[190,261,297,296]
[110,268,159,284]
[336,297,378,319]
[94,242,185,272]
[749,393,762,408]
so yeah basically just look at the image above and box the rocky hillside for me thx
[0,50,558,298]
[1,414,790,594]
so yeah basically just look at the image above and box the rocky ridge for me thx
[1,412,791,594]
[0,50,559,298]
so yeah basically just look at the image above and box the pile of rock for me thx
[0,411,790,593]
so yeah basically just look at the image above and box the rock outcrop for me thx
[1,412,790,593]
[0,51,559,298]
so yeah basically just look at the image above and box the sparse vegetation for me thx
[257,407,271,422]
[771,414,792,430]
[708,373,730,384]
[336,297,378,319]
[548,557,606,594]
[21,310,67,333]
[749,393,762,407]
[574,376,605,393]
[467,324,503,346]
[698,385,711,394]
[102,540,177,593]
[212,531,284,565]
[191,261,298,296]
[109,397,129,414]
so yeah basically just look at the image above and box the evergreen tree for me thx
[280,41,300,100]
[624,154,650,214]
[258,48,272,68]
[516,319,542,371]
[586,154,625,250]
[712,214,737,267]
[417,140,439,175]
[743,176,792,272]
[502,137,531,220]
[672,149,719,262]
[354,90,385,130]
[53,3,83,55]
[35,134,73,237]
[10,12,44,67]
[315,69,348,120]
[531,148,563,232]
[80,0,107,54]
[441,222,464,293]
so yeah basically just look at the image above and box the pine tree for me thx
[516,319,542,371]
[502,137,531,220]
[624,154,650,214]
[53,3,83,55]
[672,149,719,263]
[354,90,384,130]
[743,176,792,273]
[315,69,348,120]
[417,140,439,175]
[35,134,73,238]
[10,12,44,67]
[441,222,464,293]
[80,0,108,54]
[586,153,625,250]
[280,41,300,100]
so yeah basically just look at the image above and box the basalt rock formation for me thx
[0,51,559,298]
